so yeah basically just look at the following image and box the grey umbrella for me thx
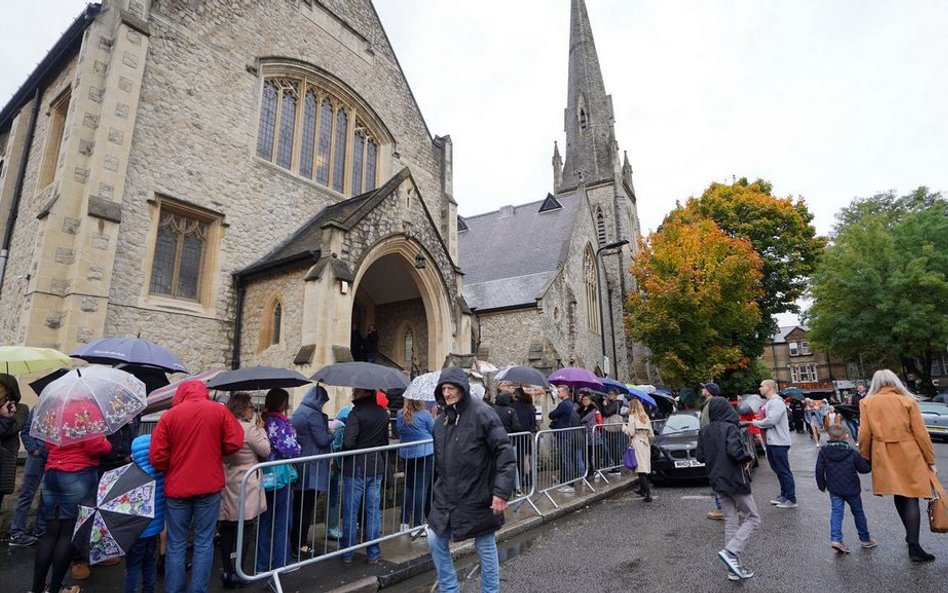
[736,393,765,415]
[206,366,311,391]
[310,362,409,390]
[494,365,551,388]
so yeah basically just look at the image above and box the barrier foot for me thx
[269,572,285,593]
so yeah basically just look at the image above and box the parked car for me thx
[918,401,948,441]
[650,410,758,482]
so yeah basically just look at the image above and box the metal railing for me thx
[232,425,630,591]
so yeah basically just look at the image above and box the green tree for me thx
[808,188,948,395]
[626,218,763,388]
[665,178,825,359]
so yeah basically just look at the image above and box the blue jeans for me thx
[557,433,585,485]
[401,456,433,527]
[765,445,796,503]
[11,454,47,536]
[256,486,292,572]
[830,493,871,542]
[341,475,381,561]
[124,535,158,593]
[165,492,221,593]
[427,527,499,593]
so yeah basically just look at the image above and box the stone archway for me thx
[349,236,451,373]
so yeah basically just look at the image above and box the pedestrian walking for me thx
[340,387,389,564]
[815,424,876,553]
[31,430,112,593]
[149,380,244,593]
[290,386,332,559]
[0,373,28,509]
[396,397,435,534]
[427,367,516,593]
[218,393,270,588]
[696,397,759,581]
[858,369,939,562]
[699,383,724,520]
[124,435,165,593]
[9,404,48,547]
[752,379,797,508]
[622,398,654,502]
[256,389,301,572]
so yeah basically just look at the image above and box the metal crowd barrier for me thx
[233,425,629,591]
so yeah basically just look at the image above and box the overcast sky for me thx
[3,0,946,238]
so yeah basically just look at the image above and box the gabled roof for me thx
[458,195,580,311]
[237,168,411,278]
[771,325,810,344]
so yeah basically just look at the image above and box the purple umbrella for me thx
[547,367,603,391]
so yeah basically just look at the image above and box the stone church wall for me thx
[374,298,428,371]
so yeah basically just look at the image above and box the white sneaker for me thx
[556,486,575,494]
[399,523,410,532]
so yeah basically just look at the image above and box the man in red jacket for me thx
[150,380,243,593]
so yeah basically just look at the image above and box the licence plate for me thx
[928,426,948,433]
[674,459,705,468]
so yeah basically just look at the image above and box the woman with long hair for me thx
[256,389,301,572]
[396,397,435,533]
[511,389,538,490]
[218,393,270,587]
[858,369,938,562]
[622,398,655,502]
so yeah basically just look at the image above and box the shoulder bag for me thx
[930,473,948,533]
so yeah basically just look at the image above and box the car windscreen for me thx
[662,414,700,434]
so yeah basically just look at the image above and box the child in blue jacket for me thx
[125,434,165,593]
[815,424,875,553]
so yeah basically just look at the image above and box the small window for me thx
[579,108,588,130]
[38,88,71,189]
[271,303,282,345]
[788,342,799,357]
[148,203,215,302]
[404,328,414,367]
[800,341,812,355]
[596,207,607,246]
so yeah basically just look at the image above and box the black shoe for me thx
[221,572,237,589]
[644,495,653,503]
[909,544,936,562]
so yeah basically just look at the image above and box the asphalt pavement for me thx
[385,431,948,593]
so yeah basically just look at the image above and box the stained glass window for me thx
[276,82,298,169]
[316,97,333,186]
[352,130,365,195]
[149,210,209,301]
[333,108,348,192]
[256,81,278,160]
[300,90,317,179]
[365,138,377,191]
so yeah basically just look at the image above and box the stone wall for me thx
[374,297,428,371]
[235,268,307,370]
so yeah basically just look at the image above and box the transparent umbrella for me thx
[30,366,146,446]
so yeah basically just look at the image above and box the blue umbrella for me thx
[626,386,656,408]
[600,377,631,395]
[72,338,188,374]
[651,386,673,396]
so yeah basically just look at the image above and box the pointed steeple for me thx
[561,0,615,191]
[552,141,563,193]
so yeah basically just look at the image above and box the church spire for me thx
[552,141,563,193]
[561,0,615,191]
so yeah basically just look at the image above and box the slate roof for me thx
[459,195,580,311]
[238,168,410,277]
[771,325,809,344]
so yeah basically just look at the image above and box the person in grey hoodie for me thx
[751,379,797,508]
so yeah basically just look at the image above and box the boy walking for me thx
[696,397,760,581]
[815,424,876,553]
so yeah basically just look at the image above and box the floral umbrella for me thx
[30,365,146,446]
[402,371,440,402]
[73,462,156,565]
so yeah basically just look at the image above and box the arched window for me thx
[584,246,600,333]
[403,328,414,368]
[258,295,284,351]
[255,74,384,195]
[271,303,282,345]
[596,207,607,246]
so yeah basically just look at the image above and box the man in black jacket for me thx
[427,367,516,593]
[341,388,390,564]
[696,397,760,581]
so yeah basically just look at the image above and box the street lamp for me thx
[595,238,630,376]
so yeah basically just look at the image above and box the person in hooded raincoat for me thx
[426,367,516,593]
[290,386,332,557]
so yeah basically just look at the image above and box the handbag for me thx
[929,473,948,533]
[623,445,638,470]
[261,462,298,491]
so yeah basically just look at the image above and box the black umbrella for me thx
[116,364,170,394]
[73,463,156,564]
[780,387,805,401]
[653,393,677,417]
[29,368,69,396]
[494,365,551,388]
[834,404,860,422]
[310,362,409,390]
[207,366,311,391]
[72,337,188,374]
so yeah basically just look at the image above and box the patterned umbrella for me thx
[73,463,156,565]
[402,371,440,402]
[547,367,603,391]
[30,366,146,446]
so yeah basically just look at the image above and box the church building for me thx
[459,0,649,382]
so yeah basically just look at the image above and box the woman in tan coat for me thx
[858,369,938,562]
[622,398,655,502]
[218,393,271,587]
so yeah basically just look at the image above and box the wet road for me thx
[388,432,948,593]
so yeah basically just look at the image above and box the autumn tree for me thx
[626,218,764,388]
[808,188,948,395]
[665,178,825,359]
